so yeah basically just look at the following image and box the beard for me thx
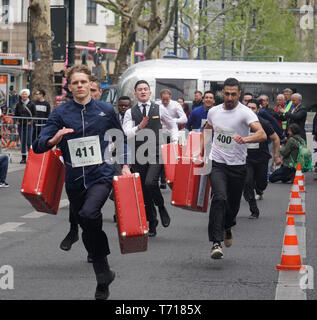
[224,101,236,110]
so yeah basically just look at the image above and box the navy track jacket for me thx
[32,98,127,190]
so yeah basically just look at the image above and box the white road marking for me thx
[0,222,25,234]
[21,199,69,219]
[21,211,46,219]
[275,267,307,300]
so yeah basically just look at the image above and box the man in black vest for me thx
[123,80,178,237]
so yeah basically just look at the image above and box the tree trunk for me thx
[29,0,55,108]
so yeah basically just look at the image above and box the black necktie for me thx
[142,104,147,117]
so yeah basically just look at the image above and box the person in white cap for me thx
[14,89,36,163]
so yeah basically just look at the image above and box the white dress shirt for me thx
[159,99,187,125]
[122,100,178,142]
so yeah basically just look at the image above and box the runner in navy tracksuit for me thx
[32,65,130,300]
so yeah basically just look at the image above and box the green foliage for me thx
[219,0,300,61]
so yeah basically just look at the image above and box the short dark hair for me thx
[134,80,150,91]
[223,78,241,91]
[37,89,46,97]
[203,91,214,99]
[243,92,253,98]
[194,90,203,95]
[90,75,101,90]
[247,99,260,108]
[118,96,131,103]
[289,123,300,135]
[178,97,184,102]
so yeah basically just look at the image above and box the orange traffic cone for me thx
[276,216,302,271]
[290,178,300,193]
[294,162,306,184]
[286,190,305,215]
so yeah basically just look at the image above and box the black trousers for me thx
[132,157,164,223]
[208,161,246,243]
[66,179,112,262]
[243,160,268,206]
[269,165,295,183]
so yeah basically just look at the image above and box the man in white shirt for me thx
[159,88,187,188]
[201,78,266,259]
[123,80,178,237]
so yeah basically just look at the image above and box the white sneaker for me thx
[210,243,223,259]
[255,194,263,200]
[0,182,9,188]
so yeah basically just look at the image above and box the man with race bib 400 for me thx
[201,78,266,259]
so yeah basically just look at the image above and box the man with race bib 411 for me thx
[200,78,266,259]
[32,65,131,300]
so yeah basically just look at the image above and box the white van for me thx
[101,58,317,111]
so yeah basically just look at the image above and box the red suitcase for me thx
[183,131,203,158]
[171,156,210,212]
[20,147,65,215]
[113,173,148,254]
[161,142,182,189]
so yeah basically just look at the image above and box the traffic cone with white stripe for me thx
[294,163,306,186]
[286,189,305,215]
[290,178,300,193]
[276,216,302,271]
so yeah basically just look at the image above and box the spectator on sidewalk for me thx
[32,89,51,142]
[0,153,9,188]
[14,89,36,164]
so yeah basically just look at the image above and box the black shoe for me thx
[148,219,158,237]
[59,229,79,251]
[20,158,26,164]
[160,183,167,189]
[87,255,93,263]
[95,270,116,300]
[158,205,170,227]
[249,206,259,219]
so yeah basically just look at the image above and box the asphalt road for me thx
[0,167,316,301]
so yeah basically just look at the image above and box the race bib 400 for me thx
[214,127,236,150]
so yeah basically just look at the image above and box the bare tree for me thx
[93,0,177,82]
[29,0,55,107]
[93,0,146,83]
[137,0,178,59]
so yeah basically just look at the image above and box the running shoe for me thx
[210,242,223,259]
[0,182,9,188]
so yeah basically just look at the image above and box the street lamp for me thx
[173,0,178,56]
[67,0,75,68]
[221,0,225,60]
[250,9,257,32]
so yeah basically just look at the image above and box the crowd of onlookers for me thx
[1,83,316,190]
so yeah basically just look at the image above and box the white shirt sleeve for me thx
[159,105,178,142]
[174,101,187,124]
[122,108,139,138]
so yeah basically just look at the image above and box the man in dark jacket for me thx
[32,89,51,141]
[32,65,131,300]
[278,93,307,141]
[14,89,36,163]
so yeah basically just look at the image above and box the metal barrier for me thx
[0,115,48,157]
